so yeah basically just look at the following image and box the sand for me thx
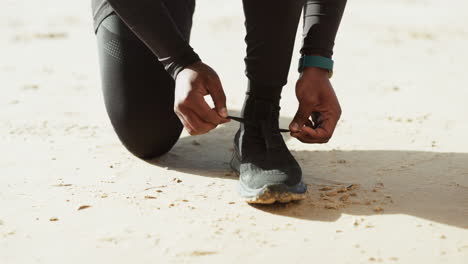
[1,0,467,263]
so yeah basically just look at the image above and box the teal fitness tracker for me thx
[298,55,334,78]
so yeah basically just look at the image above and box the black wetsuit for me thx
[92,0,347,159]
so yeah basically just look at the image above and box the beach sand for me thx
[1,0,467,263]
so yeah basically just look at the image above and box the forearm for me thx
[106,0,200,78]
[301,0,347,58]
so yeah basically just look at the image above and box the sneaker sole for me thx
[230,152,307,204]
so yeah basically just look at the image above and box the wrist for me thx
[172,53,201,80]
[298,55,333,78]
[183,61,203,71]
[302,67,329,77]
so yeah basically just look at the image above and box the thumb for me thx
[290,104,310,132]
[209,78,228,118]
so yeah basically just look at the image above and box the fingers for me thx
[292,127,330,143]
[208,77,228,118]
[174,62,230,135]
[291,116,338,143]
[175,87,229,135]
[305,119,314,128]
[175,106,216,135]
[311,111,321,129]
[289,104,312,132]
[189,99,229,125]
[290,70,342,143]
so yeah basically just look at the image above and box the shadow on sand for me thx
[150,111,468,229]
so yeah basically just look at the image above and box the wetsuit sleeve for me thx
[301,0,347,58]
[106,0,201,79]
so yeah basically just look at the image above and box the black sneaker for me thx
[230,97,307,204]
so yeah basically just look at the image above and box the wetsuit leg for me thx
[242,0,304,102]
[95,1,195,160]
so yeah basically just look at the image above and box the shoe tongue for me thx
[253,99,273,120]
[240,97,281,135]
[243,97,279,121]
[240,97,284,150]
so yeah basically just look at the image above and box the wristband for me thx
[298,55,334,78]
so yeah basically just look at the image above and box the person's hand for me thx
[174,61,229,135]
[289,67,341,143]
